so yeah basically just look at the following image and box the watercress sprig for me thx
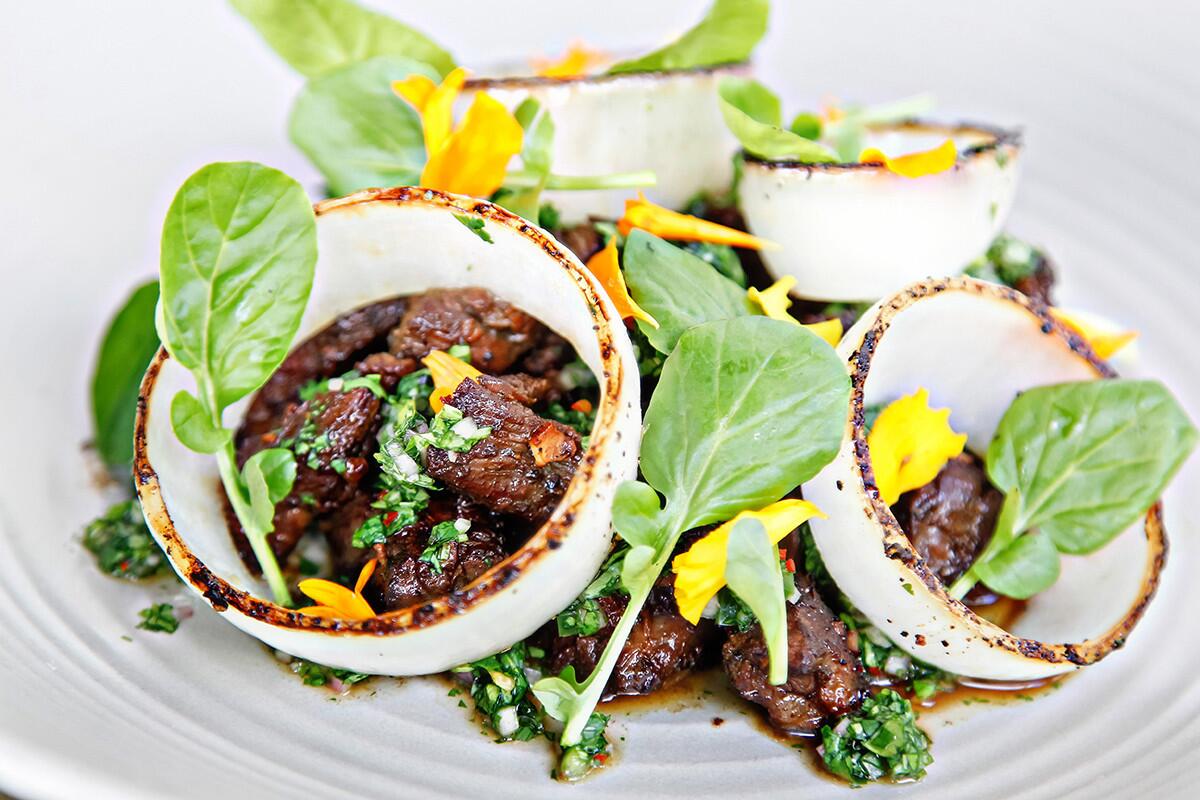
[949,379,1196,599]
[533,315,849,749]
[156,162,318,606]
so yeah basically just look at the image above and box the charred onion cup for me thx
[803,277,1166,681]
[740,122,1022,302]
[134,188,642,675]
[467,64,744,222]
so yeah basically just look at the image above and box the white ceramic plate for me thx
[2,1,1198,798]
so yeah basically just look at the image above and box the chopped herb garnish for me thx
[556,547,626,637]
[557,712,611,781]
[137,603,180,633]
[299,370,386,402]
[419,519,470,574]
[714,587,756,632]
[291,658,370,689]
[821,689,933,785]
[298,556,321,577]
[455,643,543,741]
[454,214,494,244]
[537,203,561,232]
[82,499,168,580]
[418,404,492,452]
[447,343,472,362]
[545,400,597,437]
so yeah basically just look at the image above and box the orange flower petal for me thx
[584,239,658,328]
[532,41,608,78]
[859,139,958,178]
[420,92,524,198]
[297,576,375,621]
[1049,308,1138,360]
[423,350,483,412]
[617,193,777,250]
[354,558,378,596]
[570,398,593,414]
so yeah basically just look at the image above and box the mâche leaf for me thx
[718,77,837,163]
[157,161,317,605]
[608,0,769,74]
[987,380,1196,554]
[622,230,753,354]
[91,279,160,471]
[289,56,435,196]
[534,315,849,753]
[724,518,788,684]
[951,379,1196,598]
[230,0,454,78]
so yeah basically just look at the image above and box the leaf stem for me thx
[215,431,293,607]
[503,169,657,191]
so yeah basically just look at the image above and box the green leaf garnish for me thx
[951,379,1197,598]
[608,0,769,74]
[90,280,160,472]
[230,0,454,78]
[453,214,494,244]
[533,315,848,751]
[622,230,754,355]
[157,161,317,606]
[137,603,180,634]
[717,77,837,163]
[289,56,435,196]
[724,518,788,684]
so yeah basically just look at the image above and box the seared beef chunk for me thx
[354,352,418,393]
[557,222,605,264]
[892,453,1002,584]
[550,570,716,698]
[239,298,406,444]
[425,378,580,523]
[234,387,383,568]
[1013,252,1056,307]
[723,574,864,734]
[368,497,507,611]
[514,330,571,377]
[478,373,556,407]
[388,288,545,373]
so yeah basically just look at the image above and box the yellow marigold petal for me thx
[297,577,375,621]
[868,388,967,506]
[392,73,438,113]
[748,276,798,325]
[617,193,777,251]
[295,606,340,619]
[672,499,826,624]
[420,92,523,198]
[422,66,468,156]
[860,138,958,178]
[584,239,659,328]
[804,317,843,347]
[423,349,483,413]
[532,41,607,78]
[1049,308,1138,360]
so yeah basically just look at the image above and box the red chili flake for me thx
[120,561,130,572]
[785,558,796,573]
[594,753,608,764]
[383,512,399,526]
[868,666,883,676]
[777,548,786,559]
[570,398,593,414]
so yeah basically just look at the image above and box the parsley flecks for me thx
[557,712,611,781]
[455,643,543,742]
[714,587,756,632]
[840,613,955,700]
[418,404,491,452]
[419,519,470,574]
[821,689,932,785]
[556,548,626,637]
[298,370,386,402]
[83,499,169,580]
[291,658,370,689]
[137,603,180,633]
[454,214,493,244]
[544,401,597,437]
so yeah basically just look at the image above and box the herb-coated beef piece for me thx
[723,574,865,734]
[425,378,580,523]
[892,453,1002,584]
[232,387,383,570]
[549,559,717,699]
[238,298,406,446]
[367,496,508,611]
[388,288,546,373]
